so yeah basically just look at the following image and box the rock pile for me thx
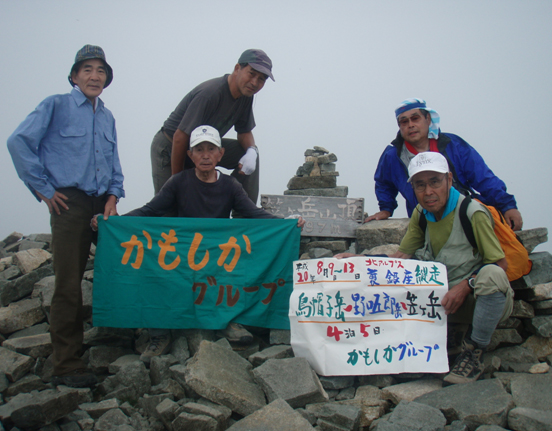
[1,221,552,430]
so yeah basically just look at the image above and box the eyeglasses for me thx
[412,174,448,192]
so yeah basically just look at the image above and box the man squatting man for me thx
[150,49,275,206]
[93,126,305,363]
[7,45,124,388]
[367,98,523,232]
[339,152,514,384]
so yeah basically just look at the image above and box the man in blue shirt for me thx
[367,98,523,231]
[7,45,125,388]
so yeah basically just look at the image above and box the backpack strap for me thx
[459,196,477,249]
[419,210,427,233]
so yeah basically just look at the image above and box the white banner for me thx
[290,256,449,376]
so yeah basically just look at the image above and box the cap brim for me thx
[249,64,275,81]
[189,138,222,148]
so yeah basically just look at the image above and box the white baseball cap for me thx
[190,125,221,148]
[407,152,449,182]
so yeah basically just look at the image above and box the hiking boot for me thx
[51,369,97,388]
[444,339,484,385]
[217,323,254,345]
[140,333,171,364]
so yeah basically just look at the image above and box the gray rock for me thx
[510,373,552,411]
[382,379,443,404]
[0,297,45,335]
[8,389,79,429]
[305,401,361,430]
[0,265,53,306]
[107,354,141,374]
[527,252,552,285]
[2,332,52,358]
[507,406,552,431]
[310,248,334,258]
[12,249,51,275]
[248,345,294,367]
[8,322,50,339]
[181,402,227,429]
[227,398,315,430]
[82,327,134,347]
[373,400,446,431]
[336,387,356,401]
[525,315,552,337]
[365,244,400,256]
[317,153,338,164]
[79,398,120,419]
[111,360,151,403]
[491,345,539,371]
[156,398,183,429]
[414,379,514,430]
[533,299,552,310]
[355,219,410,253]
[138,393,174,418]
[171,411,219,431]
[185,340,266,416]
[252,357,329,408]
[305,240,349,253]
[270,329,291,344]
[18,240,47,251]
[516,227,548,253]
[0,265,21,280]
[175,329,216,356]
[319,376,355,391]
[150,354,178,386]
[171,333,191,364]
[4,373,47,397]
[284,186,348,197]
[511,300,535,319]
[150,378,187,400]
[357,375,397,388]
[526,282,552,302]
[2,232,24,246]
[0,346,35,382]
[94,408,130,431]
[521,334,552,360]
[487,329,523,351]
[89,345,132,374]
[287,176,337,190]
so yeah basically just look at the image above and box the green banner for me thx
[93,217,301,330]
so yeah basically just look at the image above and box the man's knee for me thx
[474,264,513,322]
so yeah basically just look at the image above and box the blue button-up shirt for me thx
[7,88,125,201]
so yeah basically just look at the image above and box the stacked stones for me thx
[1,226,552,430]
[286,146,345,198]
[286,147,357,259]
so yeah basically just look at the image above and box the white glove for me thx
[239,147,257,175]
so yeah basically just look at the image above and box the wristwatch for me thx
[468,276,476,291]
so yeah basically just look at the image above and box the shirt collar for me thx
[72,85,102,110]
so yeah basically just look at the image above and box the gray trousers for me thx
[150,129,260,204]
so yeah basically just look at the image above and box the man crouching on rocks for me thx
[93,125,304,363]
[337,152,513,384]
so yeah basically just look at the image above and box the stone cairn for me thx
[286,146,357,260]
[1,183,552,429]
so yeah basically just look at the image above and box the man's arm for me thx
[445,134,522,229]
[171,129,190,175]
[370,146,401,221]
[237,131,257,175]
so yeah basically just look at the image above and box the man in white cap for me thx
[367,98,523,231]
[150,49,275,207]
[94,125,303,362]
[8,45,124,387]
[390,152,513,384]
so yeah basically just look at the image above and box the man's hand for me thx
[365,210,391,223]
[35,190,69,215]
[285,214,306,230]
[238,147,257,175]
[441,280,471,315]
[103,195,118,220]
[504,208,523,231]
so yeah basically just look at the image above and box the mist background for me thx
[1,1,551,253]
